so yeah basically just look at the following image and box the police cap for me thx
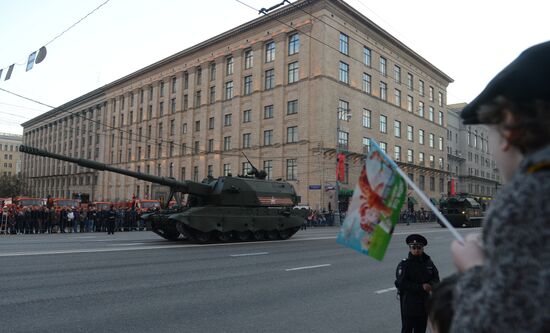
[406,234,428,247]
[461,41,550,125]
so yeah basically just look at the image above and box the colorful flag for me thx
[337,140,407,260]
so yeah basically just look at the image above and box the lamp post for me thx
[335,104,351,226]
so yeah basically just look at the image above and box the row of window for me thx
[0,144,18,151]
[339,32,445,106]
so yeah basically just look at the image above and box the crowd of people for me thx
[0,205,148,235]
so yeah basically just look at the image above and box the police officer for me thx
[106,205,116,235]
[395,234,440,333]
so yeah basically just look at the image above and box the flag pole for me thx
[370,140,465,244]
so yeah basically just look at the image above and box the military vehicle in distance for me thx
[20,145,306,242]
[438,193,484,228]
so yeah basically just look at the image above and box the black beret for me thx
[406,234,427,246]
[461,41,550,125]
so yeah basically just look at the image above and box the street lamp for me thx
[335,104,351,226]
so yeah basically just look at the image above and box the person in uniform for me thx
[106,205,116,235]
[395,234,440,333]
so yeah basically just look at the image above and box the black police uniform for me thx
[106,208,116,235]
[395,234,440,333]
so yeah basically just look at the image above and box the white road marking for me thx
[74,236,98,239]
[230,252,269,257]
[285,264,331,271]
[374,287,397,294]
[109,243,147,246]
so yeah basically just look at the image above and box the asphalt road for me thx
[0,223,479,333]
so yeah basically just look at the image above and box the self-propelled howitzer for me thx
[20,145,306,242]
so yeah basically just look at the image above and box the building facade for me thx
[0,133,22,176]
[447,103,500,206]
[22,0,452,210]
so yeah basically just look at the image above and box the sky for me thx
[0,0,549,135]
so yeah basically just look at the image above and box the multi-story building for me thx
[447,103,500,206]
[0,133,22,176]
[22,0,452,210]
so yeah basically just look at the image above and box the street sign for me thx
[308,185,322,190]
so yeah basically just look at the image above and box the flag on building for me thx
[336,141,407,260]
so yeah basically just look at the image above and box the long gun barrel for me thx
[19,145,210,195]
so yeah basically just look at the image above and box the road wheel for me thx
[278,229,291,240]
[253,230,265,241]
[193,230,212,243]
[237,231,252,241]
[218,232,232,242]
[267,230,279,240]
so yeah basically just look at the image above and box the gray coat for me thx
[452,145,550,332]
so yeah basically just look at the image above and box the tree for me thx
[0,174,27,198]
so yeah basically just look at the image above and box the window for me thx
[171,98,176,113]
[183,94,188,111]
[430,176,435,191]
[419,175,425,190]
[265,69,275,89]
[429,133,435,148]
[407,73,413,90]
[394,120,401,138]
[287,100,298,115]
[379,142,387,153]
[419,129,425,145]
[263,129,273,145]
[394,89,401,107]
[418,101,424,117]
[394,146,401,161]
[380,82,387,101]
[265,41,275,63]
[363,137,371,153]
[242,133,251,148]
[429,155,435,168]
[242,162,252,176]
[223,164,231,176]
[407,95,413,112]
[288,33,299,55]
[363,46,371,66]
[207,165,213,177]
[288,61,299,83]
[407,125,413,141]
[407,149,414,163]
[419,152,425,164]
[394,65,401,83]
[438,137,444,151]
[429,86,434,102]
[209,86,216,103]
[339,62,349,83]
[224,114,232,126]
[182,123,187,134]
[338,100,350,121]
[379,57,387,76]
[438,92,444,107]
[263,160,273,180]
[210,62,216,81]
[207,139,214,152]
[243,109,251,123]
[225,81,234,100]
[195,120,200,132]
[339,33,349,55]
[419,80,425,96]
[223,136,231,151]
[226,56,234,75]
[362,109,371,128]
[264,105,274,119]
[194,91,201,107]
[244,76,252,95]
[363,73,371,94]
[196,67,202,86]
[208,117,215,129]
[170,119,175,135]
[287,126,298,143]
[244,49,253,69]
[439,157,444,169]
[183,72,189,89]
[438,111,444,126]
[149,86,153,100]
[286,159,297,180]
[380,115,387,133]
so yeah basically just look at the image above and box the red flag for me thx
[337,153,345,181]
